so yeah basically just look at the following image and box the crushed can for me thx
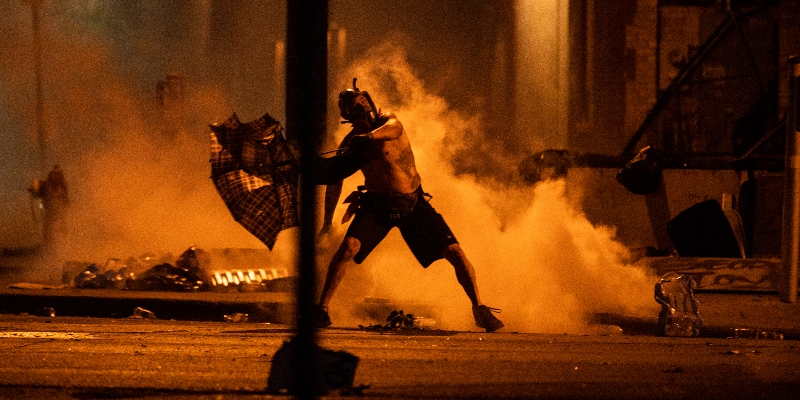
[654,272,702,337]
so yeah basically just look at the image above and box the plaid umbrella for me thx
[210,112,300,249]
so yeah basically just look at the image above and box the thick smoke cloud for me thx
[0,2,290,281]
[319,42,659,333]
[1,3,659,333]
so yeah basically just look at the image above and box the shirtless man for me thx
[314,80,504,332]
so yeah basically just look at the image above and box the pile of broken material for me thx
[72,246,209,292]
[69,246,295,293]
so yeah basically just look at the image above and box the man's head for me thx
[338,78,378,128]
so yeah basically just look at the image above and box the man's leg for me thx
[318,236,361,309]
[442,243,481,307]
[442,243,504,332]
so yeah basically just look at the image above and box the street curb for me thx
[3,287,800,341]
[0,288,293,323]
[591,313,800,341]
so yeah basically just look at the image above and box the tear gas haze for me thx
[0,3,659,333]
[0,2,292,281]
[319,43,659,333]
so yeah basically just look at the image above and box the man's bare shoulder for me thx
[379,112,400,126]
[370,112,404,141]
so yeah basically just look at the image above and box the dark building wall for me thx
[592,0,634,152]
[569,0,638,155]
[576,0,800,253]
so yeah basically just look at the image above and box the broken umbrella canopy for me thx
[210,113,300,249]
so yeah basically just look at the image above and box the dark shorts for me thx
[346,187,458,267]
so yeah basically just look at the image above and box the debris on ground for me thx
[731,328,784,340]
[223,313,249,323]
[125,262,207,292]
[58,246,294,293]
[73,260,132,289]
[359,309,437,332]
[129,307,157,319]
[655,272,702,337]
[39,307,56,317]
[124,246,208,292]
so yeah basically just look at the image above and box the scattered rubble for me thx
[359,309,437,332]
[129,307,157,319]
[60,246,294,293]
[223,313,249,323]
[731,328,784,340]
[73,261,133,289]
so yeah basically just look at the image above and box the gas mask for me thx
[338,78,379,128]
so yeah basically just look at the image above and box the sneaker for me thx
[472,305,504,332]
[311,305,332,328]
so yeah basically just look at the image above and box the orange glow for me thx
[318,42,659,334]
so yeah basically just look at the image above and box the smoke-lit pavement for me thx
[0,314,798,399]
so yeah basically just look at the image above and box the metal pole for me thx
[781,56,800,303]
[31,0,46,171]
[286,0,327,397]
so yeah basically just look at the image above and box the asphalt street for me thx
[0,314,798,399]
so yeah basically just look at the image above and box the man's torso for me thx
[348,118,421,195]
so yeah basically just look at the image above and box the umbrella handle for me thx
[317,147,349,156]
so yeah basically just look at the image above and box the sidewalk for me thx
[596,256,800,339]
[0,285,293,323]
[593,292,800,340]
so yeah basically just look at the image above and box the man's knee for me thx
[442,243,464,260]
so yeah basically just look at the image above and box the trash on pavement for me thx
[733,328,757,339]
[654,272,702,337]
[758,331,784,340]
[359,309,437,332]
[125,247,209,292]
[223,313,249,323]
[40,307,56,317]
[124,262,207,292]
[732,328,784,340]
[73,260,133,289]
[61,246,303,293]
[387,310,414,329]
[412,316,437,329]
[130,307,157,319]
